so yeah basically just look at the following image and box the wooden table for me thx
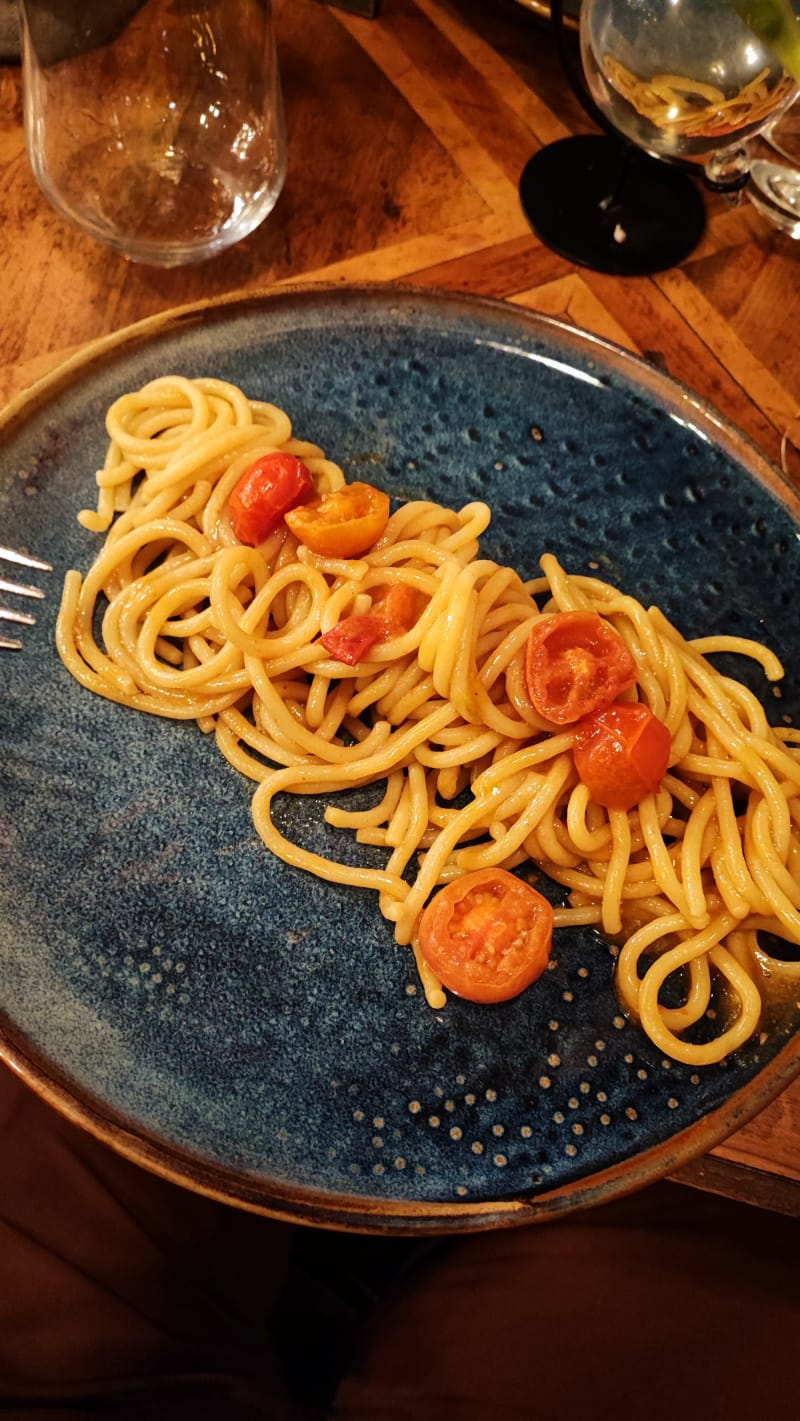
[1,0,798,1214]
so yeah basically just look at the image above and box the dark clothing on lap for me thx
[1,1063,797,1420]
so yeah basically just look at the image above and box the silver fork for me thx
[0,545,53,651]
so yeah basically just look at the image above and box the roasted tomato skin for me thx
[229,453,315,545]
[573,701,672,811]
[370,581,425,635]
[319,582,425,665]
[524,610,637,724]
[417,868,554,1004]
[285,482,390,558]
[319,614,382,666]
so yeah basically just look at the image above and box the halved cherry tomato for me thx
[229,453,316,546]
[524,610,637,725]
[319,584,424,666]
[574,701,671,811]
[371,581,425,635]
[417,868,554,1004]
[320,614,382,666]
[285,482,390,558]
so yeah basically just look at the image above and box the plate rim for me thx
[2,280,799,1233]
[1,1012,798,1234]
[3,280,799,516]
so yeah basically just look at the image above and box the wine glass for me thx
[581,0,798,187]
[520,0,799,274]
[745,92,800,234]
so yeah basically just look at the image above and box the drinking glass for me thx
[745,94,800,234]
[580,0,798,191]
[19,0,287,266]
[520,0,800,273]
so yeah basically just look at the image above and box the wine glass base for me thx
[520,134,706,276]
[746,158,800,237]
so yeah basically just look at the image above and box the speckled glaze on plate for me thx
[1,285,799,1233]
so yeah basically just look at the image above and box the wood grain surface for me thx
[1,0,798,1209]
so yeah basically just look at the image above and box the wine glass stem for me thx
[597,143,636,215]
[704,143,750,193]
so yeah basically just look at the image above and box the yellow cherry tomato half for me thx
[285,481,390,558]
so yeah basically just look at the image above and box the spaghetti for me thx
[57,375,800,1066]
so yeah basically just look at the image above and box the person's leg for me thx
[333,1181,800,1421]
[8,1055,798,1421]
[0,1061,302,1419]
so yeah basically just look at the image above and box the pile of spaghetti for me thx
[57,375,800,1066]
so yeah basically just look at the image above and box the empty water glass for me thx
[19,0,287,266]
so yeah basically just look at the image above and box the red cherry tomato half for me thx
[417,868,554,1004]
[573,701,672,811]
[285,482,390,558]
[320,614,382,666]
[524,611,637,724]
[229,453,316,546]
[319,584,424,666]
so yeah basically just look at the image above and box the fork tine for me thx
[0,545,53,572]
[0,606,37,626]
[0,575,47,600]
[0,546,51,649]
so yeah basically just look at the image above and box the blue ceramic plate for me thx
[1,286,799,1233]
